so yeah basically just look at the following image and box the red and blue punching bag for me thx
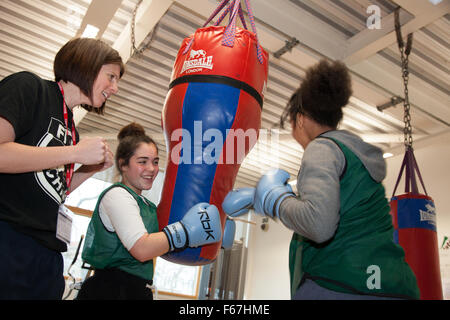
[157,0,268,265]
[390,147,443,299]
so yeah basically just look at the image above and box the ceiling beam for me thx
[75,0,123,39]
[174,0,346,60]
[112,0,174,63]
[391,0,449,16]
[240,0,346,61]
[343,0,450,65]
[74,0,174,125]
[349,54,450,129]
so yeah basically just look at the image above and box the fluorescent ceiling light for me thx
[383,152,394,159]
[81,24,99,38]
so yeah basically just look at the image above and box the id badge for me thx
[56,204,73,244]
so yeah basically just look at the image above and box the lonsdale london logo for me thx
[181,49,213,74]
[419,202,437,226]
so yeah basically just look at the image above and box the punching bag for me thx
[157,0,268,265]
[390,147,443,299]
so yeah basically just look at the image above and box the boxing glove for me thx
[163,202,222,252]
[254,168,295,218]
[222,187,255,217]
[221,218,236,250]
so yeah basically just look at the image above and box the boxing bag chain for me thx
[390,9,443,299]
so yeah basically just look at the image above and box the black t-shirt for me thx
[0,71,79,252]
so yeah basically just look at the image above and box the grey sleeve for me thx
[279,138,345,243]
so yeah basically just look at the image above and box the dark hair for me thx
[280,59,352,129]
[116,122,158,174]
[53,38,125,115]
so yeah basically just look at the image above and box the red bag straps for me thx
[213,1,248,30]
[182,0,264,64]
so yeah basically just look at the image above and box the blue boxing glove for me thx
[222,187,255,217]
[163,202,222,252]
[221,218,236,250]
[254,168,295,218]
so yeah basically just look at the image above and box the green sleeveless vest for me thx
[289,137,419,299]
[82,183,159,281]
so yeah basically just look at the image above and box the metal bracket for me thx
[376,96,404,112]
[274,37,300,58]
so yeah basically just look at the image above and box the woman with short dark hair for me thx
[54,37,125,115]
[0,37,124,299]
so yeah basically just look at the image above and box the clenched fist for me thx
[73,137,109,165]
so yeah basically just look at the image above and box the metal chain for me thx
[400,45,413,147]
[395,8,414,149]
[130,0,142,56]
[130,0,156,58]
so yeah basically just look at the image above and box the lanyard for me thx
[57,82,77,195]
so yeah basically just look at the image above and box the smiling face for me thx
[120,142,159,195]
[90,63,121,108]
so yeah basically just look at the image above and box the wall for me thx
[243,214,292,299]
[243,137,450,300]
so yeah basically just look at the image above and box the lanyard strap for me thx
[57,82,77,195]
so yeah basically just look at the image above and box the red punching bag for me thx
[390,10,443,299]
[390,147,443,299]
[157,0,268,265]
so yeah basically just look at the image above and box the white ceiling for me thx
[1,0,449,188]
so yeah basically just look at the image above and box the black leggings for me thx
[76,268,153,300]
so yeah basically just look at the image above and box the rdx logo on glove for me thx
[198,209,215,241]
